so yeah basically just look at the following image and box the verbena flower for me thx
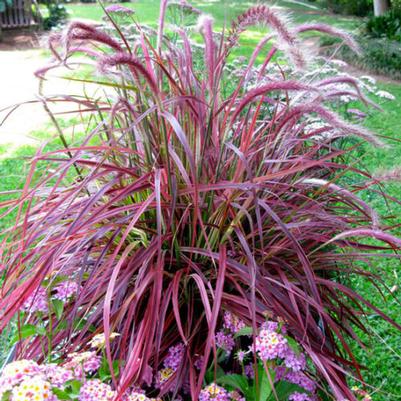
[284,349,306,372]
[1,360,41,386]
[223,312,245,334]
[105,4,134,14]
[229,390,245,401]
[156,367,174,387]
[254,327,288,361]
[78,379,115,401]
[235,350,248,363]
[244,364,255,379]
[199,383,230,401]
[22,288,48,314]
[163,343,185,370]
[284,371,316,393]
[215,331,235,355]
[289,392,312,401]
[124,390,156,401]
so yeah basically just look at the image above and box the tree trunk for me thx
[374,0,390,16]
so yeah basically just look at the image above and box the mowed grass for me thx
[1,0,401,398]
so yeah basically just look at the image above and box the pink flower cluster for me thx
[78,379,115,401]
[254,326,288,361]
[0,359,74,401]
[22,288,48,314]
[53,281,80,302]
[64,351,101,378]
[21,280,80,314]
[40,363,74,388]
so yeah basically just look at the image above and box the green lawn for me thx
[1,0,401,399]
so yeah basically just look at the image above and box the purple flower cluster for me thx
[156,343,185,389]
[215,312,246,356]
[284,349,306,372]
[244,363,254,379]
[53,280,79,301]
[22,287,48,313]
[223,312,245,334]
[199,383,230,401]
[289,392,312,401]
[285,371,317,393]
[215,331,235,355]
[163,343,185,370]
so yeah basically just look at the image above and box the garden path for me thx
[0,29,100,152]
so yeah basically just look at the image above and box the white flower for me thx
[376,90,395,101]
[330,59,348,68]
[360,75,376,85]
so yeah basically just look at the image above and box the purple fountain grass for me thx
[0,3,400,401]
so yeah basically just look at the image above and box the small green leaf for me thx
[266,381,305,401]
[234,326,253,338]
[258,363,275,401]
[35,326,47,336]
[52,299,64,319]
[285,336,301,353]
[67,379,82,394]
[1,390,11,401]
[205,364,225,384]
[52,388,72,400]
[11,324,38,344]
[216,374,250,394]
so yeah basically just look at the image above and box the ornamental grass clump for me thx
[1,3,400,401]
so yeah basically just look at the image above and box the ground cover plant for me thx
[1,1,401,400]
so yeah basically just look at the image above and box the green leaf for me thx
[216,374,250,395]
[234,326,253,338]
[11,324,39,345]
[52,388,72,400]
[266,381,305,401]
[205,364,226,384]
[66,379,82,395]
[285,336,301,353]
[52,299,64,319]
[35,326,47,336]
[1,390,11,401]
[258,363,276,401]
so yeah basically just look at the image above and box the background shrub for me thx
[42,3,69,30]
[321,35,401,79]
[325,0,373,16]
[365,9,401,41]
